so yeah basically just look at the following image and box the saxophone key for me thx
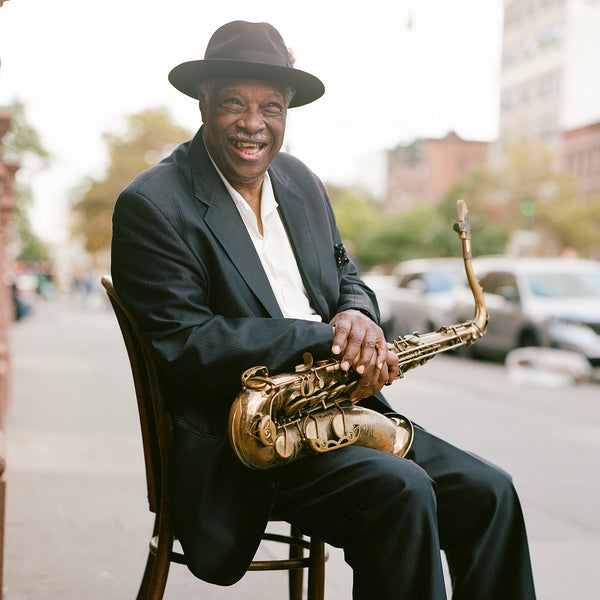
[307,391,328,409]
[331,412,360,442]
[274,429,296,460]
[257,415,275,447]
[303,416,323,444]
[282,396,309,417]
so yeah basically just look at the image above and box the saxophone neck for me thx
[454,199,488,335]
[387,200,488,377]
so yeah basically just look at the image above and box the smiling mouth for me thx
[230,138,267,157]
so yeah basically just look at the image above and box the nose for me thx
[237,106,265,133]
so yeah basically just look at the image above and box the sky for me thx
[0,0,503,244]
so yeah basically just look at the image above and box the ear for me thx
[198,99,207,123]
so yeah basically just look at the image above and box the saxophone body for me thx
[228,200,488,470]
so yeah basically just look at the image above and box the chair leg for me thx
[307,539,325,600]
[288,525,304,600]
[136,551,157,600]
[136,516,160,600]
[137,510,173,600]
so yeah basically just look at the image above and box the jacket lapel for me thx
[270,167,330,320]
[187,131,284,318]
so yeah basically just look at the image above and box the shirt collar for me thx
[205,147,279,219]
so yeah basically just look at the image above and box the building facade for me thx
[562,120,600,199]
[385,131,489,212]
[499,0,600,196]
[382,1,600,214]
[500,0,600,149]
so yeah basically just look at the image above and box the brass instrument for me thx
[228,200,488,470]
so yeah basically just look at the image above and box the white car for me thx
[386,258,466,338]
[361,273,400,339]
[453,256,600,366]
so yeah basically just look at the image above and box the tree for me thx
[493,138,599,256]
[0,99,51,260]
[439,173,510,259]
[326,184,378,240]
[70,107,192,257]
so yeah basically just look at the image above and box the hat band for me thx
[206,49,290,69]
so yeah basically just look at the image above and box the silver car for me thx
[454,256,600,366]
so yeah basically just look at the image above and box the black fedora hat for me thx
[168,21,325,108]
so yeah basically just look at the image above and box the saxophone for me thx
[228,200,488,470]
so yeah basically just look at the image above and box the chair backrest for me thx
[101,276,172,514]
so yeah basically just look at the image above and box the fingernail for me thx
[332,345,340,354]
[341,361,349,371]
[356,365,365,374]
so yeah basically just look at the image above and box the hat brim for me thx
[168,59,325,108]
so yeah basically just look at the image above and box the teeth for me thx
[232,140,264,149]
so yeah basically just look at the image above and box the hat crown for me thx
[204,21,292,69]
[168,20,324,107]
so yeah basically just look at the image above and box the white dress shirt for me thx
[210,159,322,322]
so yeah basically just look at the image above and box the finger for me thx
[386,349,399,383]
[350,334,378,375]
[350,358,389,402]
[341,326,373,375]
[375,340,388,370]
[351,326,389,377]
[337,320,368,372]
[331,313,352,357]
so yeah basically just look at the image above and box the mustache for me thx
[228,134,268,145]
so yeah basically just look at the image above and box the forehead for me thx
[212,78,288,98]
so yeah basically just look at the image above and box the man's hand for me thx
[329,309,399,403]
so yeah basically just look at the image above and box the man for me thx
[111,20,536,599]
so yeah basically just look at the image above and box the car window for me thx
[399,274,425,290]
[423,270,462,293]
[479,271,517,295]
[399,270,462,293]
[526,270,600,298]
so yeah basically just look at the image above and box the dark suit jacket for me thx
[111,128,390,584]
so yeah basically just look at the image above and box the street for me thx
[3,290,600,599]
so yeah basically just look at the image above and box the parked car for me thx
[385,258,467,338]
[453,255,600,366]
[361,273,399,339]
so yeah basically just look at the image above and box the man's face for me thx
[200,79,288,188]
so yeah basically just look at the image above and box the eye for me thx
[264,101,284,115]
[222,97,243,111]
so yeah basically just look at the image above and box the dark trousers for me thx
[272,426,536,600]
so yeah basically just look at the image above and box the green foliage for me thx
[328,180,509,271]
[439,184,509,258]
[488,138,599,256]
[1,99,51,260]
[0,99,50,168]
[70,107,193,255]
[335,136,598,268]
[17,234,49,262]
[533,193,600,255]
[326,184,378,241]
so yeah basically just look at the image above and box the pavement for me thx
[2,289,600,599]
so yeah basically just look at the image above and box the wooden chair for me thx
[101,276,326,600]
